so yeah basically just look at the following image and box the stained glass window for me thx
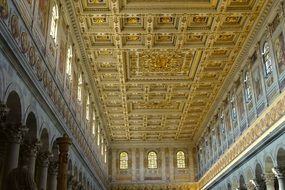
[148,151,157,169]
[177,151,186,168]
[263,42,272,76]
[120,152,128,169]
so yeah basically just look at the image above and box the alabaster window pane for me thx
[148,151,157,169]
[120,152,128,169]
[177,151,185,169]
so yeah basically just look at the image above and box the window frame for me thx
[49,2,59,43]
[244,71,252,102]
[262,41,273,76]
[119,152,128,170]
[77,74,83,102]
[147,151,158,169]
[177,151,186,169]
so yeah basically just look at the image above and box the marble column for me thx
[4,123,28,175]
[272,167,285,190]
[22,139,41,178]
[263,173,276,190]
[47,160,58,190]
[37,151,52,190]
[56,134,71,190]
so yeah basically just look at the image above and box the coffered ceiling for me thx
[71,0,268,142]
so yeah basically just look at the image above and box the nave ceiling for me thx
[70,0,270,142]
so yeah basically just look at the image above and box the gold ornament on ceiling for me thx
[137,101,175,109]
[93,17,106,24]
[159,16,173,24]
[140,52,184,73]
[225,16,241,24]
[127,17,140,24]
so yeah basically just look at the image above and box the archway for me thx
[255,163,265,189]
[5,91,22,123]
[227,182,231,190]
[277,148,285,167]
[239,175,246,190]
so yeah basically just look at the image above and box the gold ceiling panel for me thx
[71,0,270,142]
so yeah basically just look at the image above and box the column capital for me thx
[57,134,72,153]
[0,103,9,122]
[262,172,276,183]
[37,151,52,167]
[48,160,58,175]
[249,179,264,189]
[272,167,285,179]
[5,123,28,143]
[22,139,41,157]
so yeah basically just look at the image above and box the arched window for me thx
[220,113,225,134]
[77,74,82,102]
[104,145,107,163]
[92,112,96,135]
[50,3,59,43]
[244,72,252,102]
[148,151,157,169]
[86,94,90,121]
[177,151,186,168]
[66,45,72,80]
[263,42,272,76]
[230,97,237,120]
[97,126,100,146]
[119,152,128,169]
